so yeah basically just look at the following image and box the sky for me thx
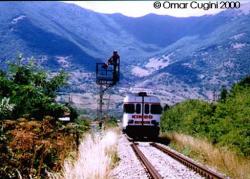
[64,1,231,17]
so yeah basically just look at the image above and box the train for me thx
[122,92,162,138]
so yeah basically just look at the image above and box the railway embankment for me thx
[161,132,249,179]
[160,76,250,179]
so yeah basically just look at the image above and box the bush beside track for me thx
[0,56,90,178]
[161,76,250,157]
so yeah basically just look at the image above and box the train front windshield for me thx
[124,104,135,113]
[123,103,162,114]
[151,104,162,114]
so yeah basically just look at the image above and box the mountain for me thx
[109,13,227,47]
[0,1,250,106]
[131,6,250,103]
[0,2,160,69]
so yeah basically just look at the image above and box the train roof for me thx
[123,93,161,103]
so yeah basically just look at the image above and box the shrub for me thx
[0,56,78,120]
[161,75,250,156]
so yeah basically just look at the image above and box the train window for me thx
[124,104,135,114]
[145,104,149,114]
[151,104,162,114]
[136,104,141,114]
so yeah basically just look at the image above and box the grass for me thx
[103,117,118,129]
[51,130,119,179]
[110,150,120,169]
[163,132,250,179]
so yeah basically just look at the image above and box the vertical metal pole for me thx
[142,95,144,125]
[106,93,111,116]
[99,84,103,121]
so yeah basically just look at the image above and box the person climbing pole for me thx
[103,51,120,84]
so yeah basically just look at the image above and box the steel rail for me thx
[131,143,163,179]
[151,143,225,179]
[124,133,134,142]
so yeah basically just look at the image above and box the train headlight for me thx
[128,119,134,124]
[151,120,159,126]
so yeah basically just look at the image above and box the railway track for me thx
[127,136,225,179]
[150,143,225,179]
[131,143,163,179]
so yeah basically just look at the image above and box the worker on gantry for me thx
[103,51,120,84]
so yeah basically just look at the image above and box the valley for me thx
[0,2,250,115]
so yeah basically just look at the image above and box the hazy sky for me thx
[64,1,231,17]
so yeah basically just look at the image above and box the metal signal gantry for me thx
[95,61,120,122]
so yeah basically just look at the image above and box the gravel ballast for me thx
[110,135,149,179]
[138,142,204,179]
[111,135,204,179]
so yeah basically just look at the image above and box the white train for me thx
[122,92,162,138]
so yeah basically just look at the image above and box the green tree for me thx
[219,86,228,102]
[0,56,77,121]
[161,76,250,156]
